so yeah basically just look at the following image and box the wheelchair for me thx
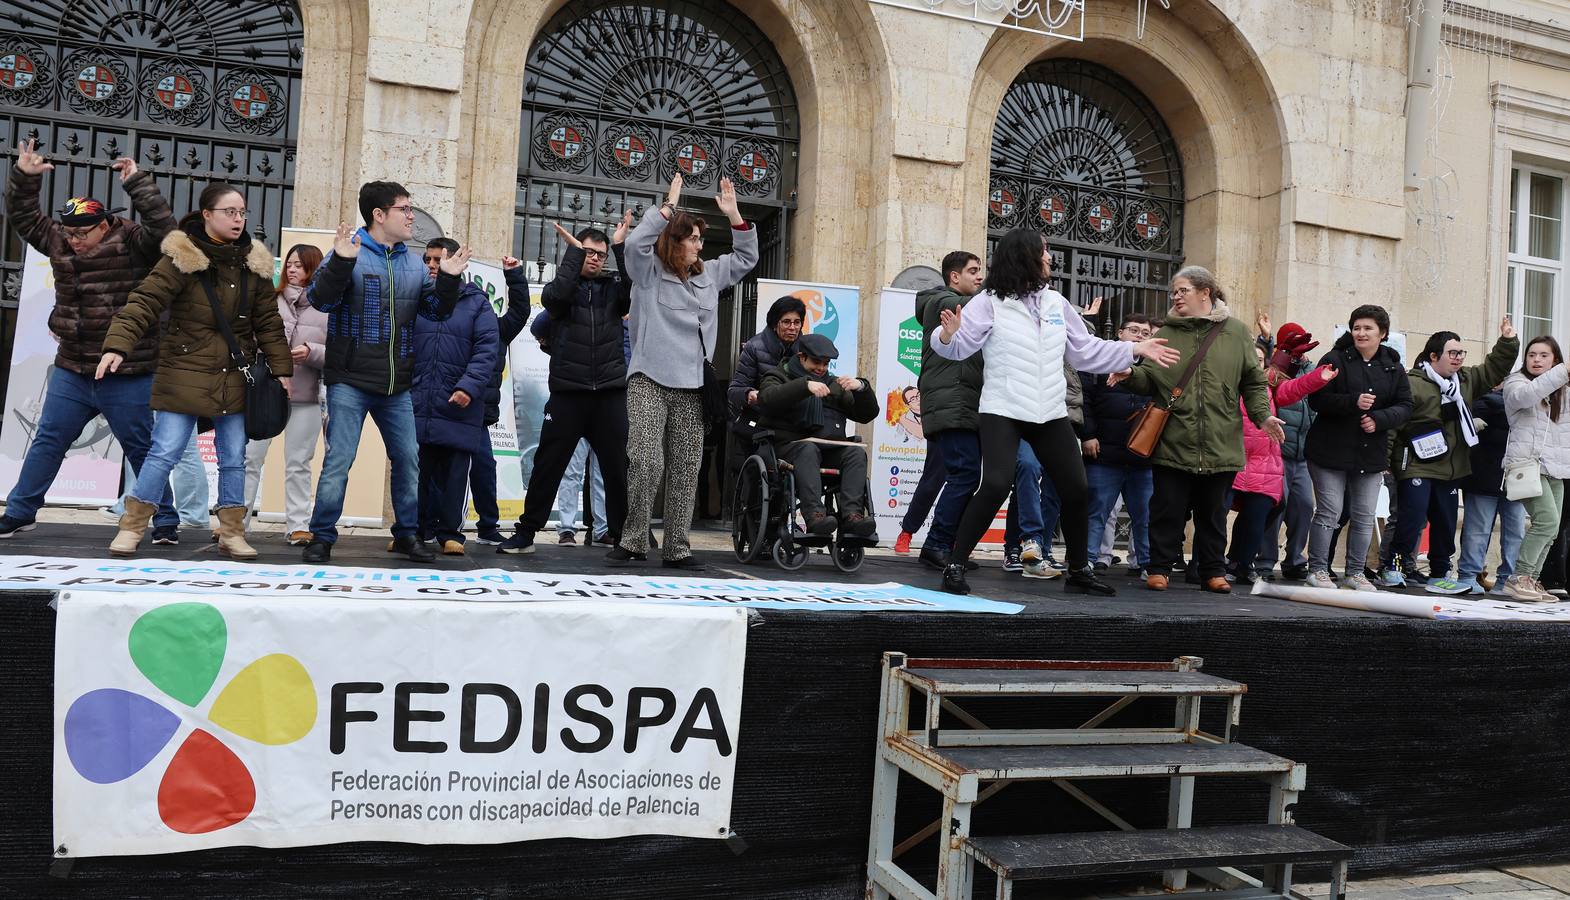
[730,430,878,573]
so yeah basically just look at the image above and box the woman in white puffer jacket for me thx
[1500,335,1570,602]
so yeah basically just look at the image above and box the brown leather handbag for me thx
[1125,323,1226,458]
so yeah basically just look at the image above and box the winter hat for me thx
[58,197,121,227]
[1275,322,1318,359]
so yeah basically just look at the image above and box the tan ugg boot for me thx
[214,506,258,560]
[109,497,157,557]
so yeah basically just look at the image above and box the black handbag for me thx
[198,268,289,441]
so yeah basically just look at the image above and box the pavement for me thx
[1053,864,1570,899]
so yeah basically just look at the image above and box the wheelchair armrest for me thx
[750,429,775,445]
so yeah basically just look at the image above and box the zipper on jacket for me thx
[588,283,598,391]
[386,256,396,396]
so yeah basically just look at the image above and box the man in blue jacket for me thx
[302,181,468,563]
[411,241,500,555]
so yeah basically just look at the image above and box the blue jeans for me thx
[130,413,244,510]
[557,439,607,538]
[110,427,209,525]
[925,429,980,553]
[1086,463,1153,567]
[309,384,419,543]
[5,368,176,528]
[468,442,499,533]
[1458,491,1526,580]
[1005,442,1059,548]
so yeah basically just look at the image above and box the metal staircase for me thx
[864,653,1351,900]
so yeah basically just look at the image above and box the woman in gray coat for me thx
[1500,335,1570,602]
[608,173,759,568]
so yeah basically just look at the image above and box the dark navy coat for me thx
[412,282,500,455]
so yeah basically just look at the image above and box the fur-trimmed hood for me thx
[161,229,274,278]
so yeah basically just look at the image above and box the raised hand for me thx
[95,352,123,380]
[1135,337,1181,368]
[551,221,582,250]
[1501,314,1516,339]
[110,156,137,182]
[1263,416,1286,444]
[715,177,741,224]
[666,172,683,208]
[501,254,521,270]
[1256,311,1271,339]
[938,306,962,343]
[613,209,633,244]
[332,222,360,259]
[1085,296,1103,317]
[15,138,52,176]
[1318,364,1339,382]
[806,380,831,398]
[438,244,472,276]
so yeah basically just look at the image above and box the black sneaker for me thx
[1045,553,1067,572]
[1092,560,1110,572]
[474,528,506,545]
[0,515,36,538]
[1002,548,1023,573]
[940,563,970,595]
[1280,564,1309,581]
[302,541,331,563]
[1065,566,1117,596]
[151,525,179,545]
[389,534,435,563]
[605,545,647,565]
[497,531,536,555]
[841,513,877,537]
[662,556,708,572]
[805,512,838,536]
[919,546,950,571]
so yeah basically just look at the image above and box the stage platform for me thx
[3,525,1567,898]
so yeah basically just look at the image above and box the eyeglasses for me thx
[384,204,416,218]
[210,207,248,219]
[582,248,608,261]
[1445,349,1468,359]
[62,224,103,240]
[1170,286,1194,298]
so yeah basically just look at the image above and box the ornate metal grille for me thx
[517,0,799,284]
[988,59,1184,332]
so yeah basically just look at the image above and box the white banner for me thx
[0,555,1023,612]
[0,246,125,505]
[1251,580,1570,621]
[459,261,535,522]
[54,591,746,855]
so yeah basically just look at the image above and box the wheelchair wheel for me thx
[772,538,809,571]
[731,457,770,564]
[831,540,865,573]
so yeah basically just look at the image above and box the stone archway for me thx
[292,0,369,230]
[963,2,1289,320]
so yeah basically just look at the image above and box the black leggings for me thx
[950,414,1088,569]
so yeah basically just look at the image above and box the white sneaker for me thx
[1021,559,1061,579]
[1021,538,1044,566]
[1305,570,1338,589]
[1503,575,1552,603]
[1340,573,1378,592]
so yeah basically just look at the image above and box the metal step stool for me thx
[864,653,1352,900]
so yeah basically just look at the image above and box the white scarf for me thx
[1419,361,1479,448]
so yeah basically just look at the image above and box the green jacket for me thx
[915,286,983,435]
[1391,334,1519,481]
[1122,305,1270,474]
[755,361,879,444]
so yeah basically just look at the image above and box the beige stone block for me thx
[367,38,465,92]
[363,83,463,139]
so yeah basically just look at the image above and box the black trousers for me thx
[515,388,629,539]
[1150,466,1235,578]
[950,414,1088,569]
[778,441,868,517]
[418,444,472,544]
[900,436,947,533]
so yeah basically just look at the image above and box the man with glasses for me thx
[1079,313,1157,577]
[300,181,470,563]
[497,218,632,554]
[1380,320,1518,592]
[0,138,180,539]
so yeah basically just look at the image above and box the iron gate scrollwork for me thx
[988,59,1184,332]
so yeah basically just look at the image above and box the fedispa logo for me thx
[63,601,317,834]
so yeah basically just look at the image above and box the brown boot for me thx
[214,506,258,560]
[110,497,158,557]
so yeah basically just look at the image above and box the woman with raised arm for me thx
[610,174,759,570]
[1500,334,1570,602]
[931,227,1181,596]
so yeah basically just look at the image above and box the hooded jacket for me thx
[102,225,291,417]
[754,360,879,444]
[1233,367,1332,500]
[537,244,630,392]
[307,227,461,396]
[1304,333,1413,474]
[914,286,983,436]
[1390,334,1518,481]
[7,167,177,376]
[1502,364,1570,480]
[1120,301,1271,474]
[412,283,501,455]
[1272,356,1318,461]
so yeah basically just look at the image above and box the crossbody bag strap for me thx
[1168,322,1226,401]
[197,270,256,385]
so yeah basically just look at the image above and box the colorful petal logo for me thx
[63,602,316,834]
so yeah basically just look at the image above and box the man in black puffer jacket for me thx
[498,218,632,554]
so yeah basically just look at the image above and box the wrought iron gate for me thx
[988,59,1184,333]
[0,0,303,405]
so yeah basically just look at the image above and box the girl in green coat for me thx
[97,182,292,560]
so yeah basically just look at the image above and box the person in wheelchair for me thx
[754,332,879,539]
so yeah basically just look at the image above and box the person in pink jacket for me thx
[242,244,328,543]
[1226,344,1339,582]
